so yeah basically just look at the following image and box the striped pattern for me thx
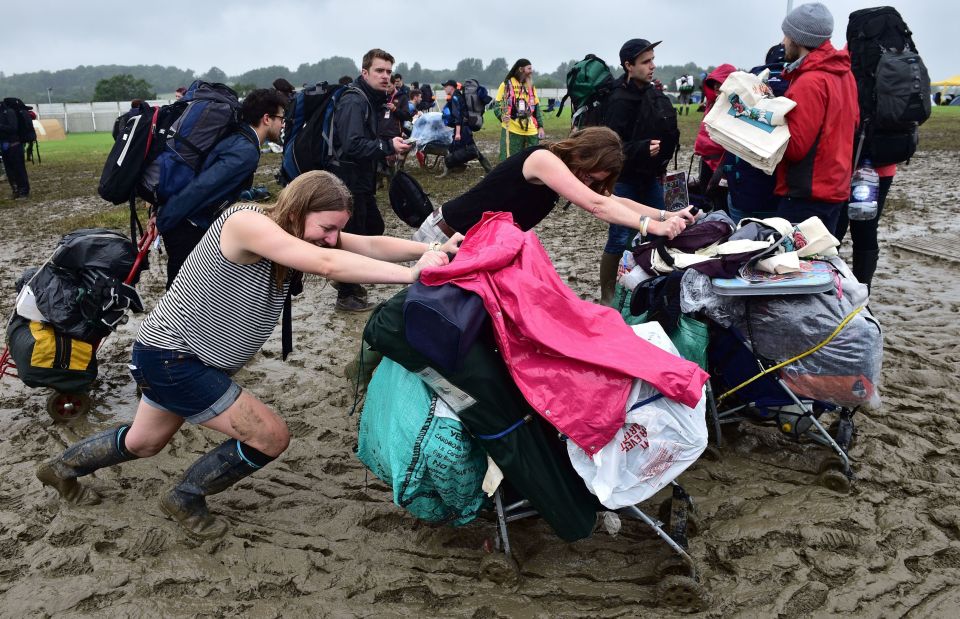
[137,204,290,373]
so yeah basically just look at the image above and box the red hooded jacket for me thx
[775,42,859,204]
[421,212,710,456]
[694,64,737,172]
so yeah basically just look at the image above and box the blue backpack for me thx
[279,82,367,185]
[138,80,241,205]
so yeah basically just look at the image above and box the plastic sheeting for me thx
[410,112,453,147]
[568,323,708,509]
[680,268,745,327]
[732,257,882,408]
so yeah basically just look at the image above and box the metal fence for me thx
[29,90,574,133]
[28,100,176,133]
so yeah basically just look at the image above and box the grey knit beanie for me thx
[781,2,834,49]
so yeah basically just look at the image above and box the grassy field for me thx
[2,105,955,233]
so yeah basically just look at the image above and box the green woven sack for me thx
[612,284,708,370]
[357,357,487,525]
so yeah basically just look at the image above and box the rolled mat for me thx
[364,288,600,542]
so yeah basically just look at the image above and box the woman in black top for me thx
[435,127,694,238]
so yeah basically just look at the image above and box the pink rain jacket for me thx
[421,212,710,456]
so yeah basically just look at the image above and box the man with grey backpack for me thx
[154,87,288,288]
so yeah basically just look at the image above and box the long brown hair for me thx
[545,126,624,195]
[264,170,353,289]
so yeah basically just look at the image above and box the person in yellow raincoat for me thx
[494,59,546,161]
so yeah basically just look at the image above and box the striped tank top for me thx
[137,204,291,373]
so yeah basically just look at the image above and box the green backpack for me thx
[556,54,617,129]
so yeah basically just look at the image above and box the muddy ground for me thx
[1,135,959,618]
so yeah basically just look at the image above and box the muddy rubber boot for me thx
[852,249,879,294]
[599,252,621,306]
[36,425,138,506]
[159,439,270,540]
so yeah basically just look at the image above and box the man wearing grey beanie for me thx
[774,2,859,232]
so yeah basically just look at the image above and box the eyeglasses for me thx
[269,114,285,121]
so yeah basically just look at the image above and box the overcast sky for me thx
[2,0,955,82]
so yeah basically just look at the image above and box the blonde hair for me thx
[264,170,353,289]
[545,126,624,195]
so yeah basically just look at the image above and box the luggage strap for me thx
[475,414,534,440]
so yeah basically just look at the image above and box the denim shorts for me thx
[129,342,241,424]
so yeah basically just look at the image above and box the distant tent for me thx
[931,75,960,87]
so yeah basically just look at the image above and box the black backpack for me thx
[418,84,435,111]
[847,6,931,165]
[388,171,434,228]
[0,102,17,140]
[99,102,159,205]
[0,98,37,143]
[20,229,144,344]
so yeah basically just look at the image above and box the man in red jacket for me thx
[775,2,859,230]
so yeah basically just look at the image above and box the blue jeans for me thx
[130,342,241,424]
[604,179,664,254]
[775,196,842,231]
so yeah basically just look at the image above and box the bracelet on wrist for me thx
[428,241,442,253]
[659,209,666,222]
[639,215,650,237]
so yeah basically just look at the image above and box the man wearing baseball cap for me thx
[597,37,680,305]
[774,2,859,231]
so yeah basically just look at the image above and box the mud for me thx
[1,143,959,617]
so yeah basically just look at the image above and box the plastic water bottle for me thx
[848,159,879,221]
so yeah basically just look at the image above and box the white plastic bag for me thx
[567,323,708,509]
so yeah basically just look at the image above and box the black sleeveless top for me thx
[442,146,560,233]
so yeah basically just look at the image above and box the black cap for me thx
[441,79,457,88]
[619,39,661,65]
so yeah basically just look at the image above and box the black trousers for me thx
[338,191,383,299]
[161,219,207,289]
[343,191,384,237]
[2,142,30,196]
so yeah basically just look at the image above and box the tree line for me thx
[0,57,713,103]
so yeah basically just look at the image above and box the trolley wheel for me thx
[655,554,693,579]
[657,575,709,611]
[817,468,851,494]
[479,551,520,587]
[658,498,702,538]
[46,392,91,422]
[816,456,851,494]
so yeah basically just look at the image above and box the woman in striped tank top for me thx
[37,171,461,540]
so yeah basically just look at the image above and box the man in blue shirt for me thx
[157,88,288,288]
